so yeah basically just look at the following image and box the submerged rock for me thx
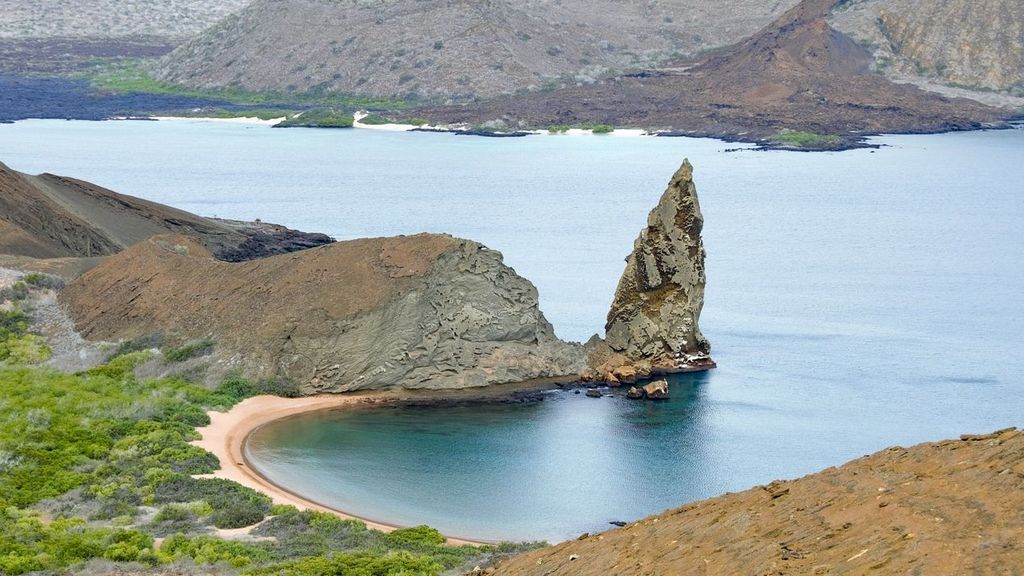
[642,379,670,399]
[586,388,603,398]
[602,159,714,377]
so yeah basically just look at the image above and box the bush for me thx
[111,333,163,358]
[359,113,390,125]
[591,124,614,134]
[163,338,215,362]
[0,282,29,302]
[382,525,446,547]
[21,272,65,290]
[154,476,271,529]
[773,130,842,148]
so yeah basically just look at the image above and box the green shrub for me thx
[382,525,446,547]
[0,282,29,302]
[275,108,355,128]
[111,333,163,358]
[409,118,430,126]
[163,338,215,362]
[360,113,391,125]
[0,309,28,339]
[154,476,271,529]
[590,124,614,134]
[773,130,842,148]
[21,272,65,290]
[246,551,444,576]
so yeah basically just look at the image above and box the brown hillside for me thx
[156,0,801,100]
[0,161,331,261]
[416,0,1008,144]
[61,234,583,391]
[482,428,1024,575]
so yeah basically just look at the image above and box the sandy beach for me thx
[192,393,487,546]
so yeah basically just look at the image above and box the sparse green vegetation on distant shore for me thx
[772,130,843,148]
[547,123,615,134]
[0,284,541,575]
[274,108,355,128]
[83,59,409,115]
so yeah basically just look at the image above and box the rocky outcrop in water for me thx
[590,159,713,382]
[61,233,583,392]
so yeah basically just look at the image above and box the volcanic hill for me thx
[0,161,332,262]
[155,0,801,100]
[415,0,1008,146]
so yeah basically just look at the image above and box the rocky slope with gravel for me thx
[830,0,1024,95]
[155,0,800,100]
[478,427,1024,575]
[0,161,332,261]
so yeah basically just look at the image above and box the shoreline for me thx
[192,377,575,547]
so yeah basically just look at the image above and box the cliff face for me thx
[831,0,1024,94]
[61,234,583,392]
[598,160,712,377]
[482,428,1024,575]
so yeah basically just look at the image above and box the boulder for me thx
[586,388,603,398]
[626,386,645,399]
[612,365,638,384]
[604,159,714,373]
[643,379,670,399]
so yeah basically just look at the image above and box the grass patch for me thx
[83,59,409,113]
[773,130,843,148]
[545,123,614,134]
[162,338,215,362]
[275,108,355,128]
[359,113,391,125]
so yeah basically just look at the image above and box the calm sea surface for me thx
[2,120,1022,541]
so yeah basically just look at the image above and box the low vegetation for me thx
[547,123,614,134]
[772,130,843,148]
[84,59,409,116]
[274,108,355,128]
[0,285,542,574]
[358,113,391,125]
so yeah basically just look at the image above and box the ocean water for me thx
[2,120,1022,542]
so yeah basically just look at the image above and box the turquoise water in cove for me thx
[2,120,1022,542]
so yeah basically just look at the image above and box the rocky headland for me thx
[475,428,1024,575]
[60,233,583,392]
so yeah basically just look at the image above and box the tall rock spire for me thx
[602,159,714,375]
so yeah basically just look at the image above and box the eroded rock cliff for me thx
[61,233,583,392]
[831,0,1024,94]
[591,159,713,381]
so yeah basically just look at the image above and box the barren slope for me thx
[0,161,332,260]
[416,0,1007,144]
[62,234,583,391]
[0,0,250,41]
[831,0,1024,94]
[482,428,1024,575]
[156,0,800,100]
